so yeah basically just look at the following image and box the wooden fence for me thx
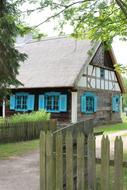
[0,120,56,143]
[40,131,124,190]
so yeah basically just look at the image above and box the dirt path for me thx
[0,150,39,190]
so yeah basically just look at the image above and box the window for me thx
[38,92,67,112]
[81,92,97,113]
[10,93,35,111]
[15,95,28,111]
[46,94,59,112]
[112,95,120,112]
[100,68,105,79]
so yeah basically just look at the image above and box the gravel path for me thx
[0,150,39,190]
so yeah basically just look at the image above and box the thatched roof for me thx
[14,36,125,93]
[15,36,99,88]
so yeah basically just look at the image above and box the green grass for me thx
[94,113,127,134]
[0,139,39,159]
[94,122,127,134]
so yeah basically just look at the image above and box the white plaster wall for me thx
[101,80,105,89]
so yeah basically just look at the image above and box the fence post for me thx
[87,134,96,190]
[49,119,57,131]
[40,131,46,190]
[101,136,110,190]
[55,132,63,190]
[45,131,54,190]
[65,131,73,190]
[77,132,85,190]
[114,136,123,190]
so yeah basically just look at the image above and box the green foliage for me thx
[122,77,127,110]
[0,0,28,97]
[6,110,50,123]
[27,0,127,46]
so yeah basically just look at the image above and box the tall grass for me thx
[7,110,51,123]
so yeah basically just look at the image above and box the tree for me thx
[25,0,127,46]
[0,0,27,97]
[122,77,127,110]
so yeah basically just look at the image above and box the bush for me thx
[7,110,51,123]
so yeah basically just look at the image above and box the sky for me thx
[20,2,127,66]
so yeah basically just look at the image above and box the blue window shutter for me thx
[94,96,97,112]
[59,95,67,112]
[81,95,86,113]
[38,95,45,110]
[112,96,116,112]
[118,96,120,112]
[10,95,15,110]
[27,95,35,111]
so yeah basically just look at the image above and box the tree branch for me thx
[115,0,127,19]
[33,0,94,28]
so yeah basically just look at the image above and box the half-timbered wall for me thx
[77,45,122,124]
[78,65,120,92]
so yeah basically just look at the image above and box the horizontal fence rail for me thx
[40,131,125,190]
[0,120,56,143]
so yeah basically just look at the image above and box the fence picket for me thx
[0,120,56,143]
[114,136,123,190]
[56,132,63,190]
[87,134,96,190]
[40,131,46,190]
[65,132,73,190]
[101,136,110,190]
[46,131,53,190]
[77,132,85,190]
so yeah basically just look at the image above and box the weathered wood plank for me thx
[114,136,123,190]
[65,132,73,190]
[101,136,110,190]
[46,131,53,190]
[40,131,46,190]
[87,134,96,190]
[56,132,63,190]
[77,132,85,190]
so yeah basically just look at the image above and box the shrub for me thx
[8,110,51,123]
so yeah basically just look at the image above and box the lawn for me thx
[94,113,127,134]
[0,139,39,159]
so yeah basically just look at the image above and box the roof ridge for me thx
[25,35,68,45]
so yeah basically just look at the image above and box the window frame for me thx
[86,95,94,114]
[15,92,29,112]
[81,92,97,114]
[45,92,61,113]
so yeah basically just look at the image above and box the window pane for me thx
[116,98,119,111]
[53,96,59,110]
[100,68,105,79]
[47,96,52,110]
[86,96,94,112]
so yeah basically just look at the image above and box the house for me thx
[3,36,125,125]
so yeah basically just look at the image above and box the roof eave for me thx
[109,49,126,94]
[73,41,101,87]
